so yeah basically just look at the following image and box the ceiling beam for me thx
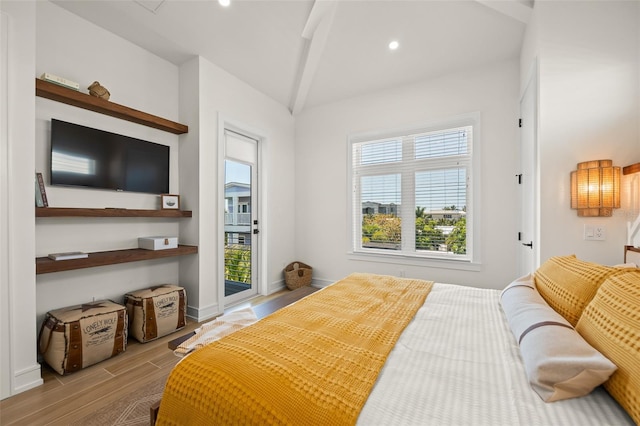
[474,0,532,24]
[301,0,335,39]
[289,1,337,115]
[133,0,166,14]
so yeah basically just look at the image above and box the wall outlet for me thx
[593,226,606,240]
[584,225,606,241]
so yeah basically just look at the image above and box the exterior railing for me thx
[224,213,251,225]
[225,241,251,284]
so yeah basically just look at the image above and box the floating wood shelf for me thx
[623,162,640,175]
[36,207,192,218]
[36,245,198,274]
[35,78,188,135]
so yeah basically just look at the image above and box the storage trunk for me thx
[124,285,186,343]
[39,300,127,375]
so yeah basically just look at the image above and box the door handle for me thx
[522,241,533,249]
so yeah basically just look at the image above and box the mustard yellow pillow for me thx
[534,255,616,326]
[576,270,640,425]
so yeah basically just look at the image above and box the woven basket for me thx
[284,261,313,290]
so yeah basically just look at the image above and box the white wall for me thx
[2,1,297,398]
[177,58,201,316]
[6,0,637,400]
[179,56,297,320]
[34,2,184,327]
[0,7,8,401]
[0,0,42,399]
[521,1,640,266]
[294,59,520,290]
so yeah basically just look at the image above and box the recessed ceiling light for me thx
[219,0,230,6]
[388,40,399,51]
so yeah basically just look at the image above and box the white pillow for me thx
[613,262,638,268]
[500,274,617,402]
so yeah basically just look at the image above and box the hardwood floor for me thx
[0,289,292,425]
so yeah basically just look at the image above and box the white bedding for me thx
[357,283,633,425]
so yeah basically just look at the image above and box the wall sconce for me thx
[570,160,620,217]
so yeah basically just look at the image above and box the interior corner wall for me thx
[0,9,8,401]
[0,0,42,399]
[178,57,202,319]
[0,0,185,398]
[294,59,520,290]
[178,56,297,321]
[524,0,640,266]
[34,1,184,333]
[1,0,297,396]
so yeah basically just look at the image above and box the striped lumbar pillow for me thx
[501,274,617,402]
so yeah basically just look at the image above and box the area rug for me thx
[71,376,166,426]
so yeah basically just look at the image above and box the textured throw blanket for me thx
[156,273,433,425]
[174,307,258,357]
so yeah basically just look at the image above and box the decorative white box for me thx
[138,236,178,251]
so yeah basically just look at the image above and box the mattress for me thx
[358,283,634,425]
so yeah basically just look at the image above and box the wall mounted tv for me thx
[50,119,170,194]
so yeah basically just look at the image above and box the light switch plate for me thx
[584,225,606,241]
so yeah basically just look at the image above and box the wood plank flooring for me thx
[0,289,296,425]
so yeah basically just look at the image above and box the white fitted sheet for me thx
[357,283,633,425]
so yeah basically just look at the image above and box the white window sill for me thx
[347,251,482,272]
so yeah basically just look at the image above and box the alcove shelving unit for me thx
[35,207,197,274]
[35,77,195,274]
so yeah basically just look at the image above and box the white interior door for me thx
[223,129,259,305]
[518,71,538,276]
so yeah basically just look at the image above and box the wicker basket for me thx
[284,261,313,290]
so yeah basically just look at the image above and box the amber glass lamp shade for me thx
[570,160,620,217]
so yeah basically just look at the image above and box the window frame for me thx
[347,113,482,270]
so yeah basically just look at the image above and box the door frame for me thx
[1,10,12,399]
[217,114,267,311]
[518,60,540,276]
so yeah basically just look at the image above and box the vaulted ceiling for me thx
[51,0,530,114]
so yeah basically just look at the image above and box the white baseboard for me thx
[12,363,43,396]
[186,303,220,322]
[311,278,334,288]
[268,279,286,294]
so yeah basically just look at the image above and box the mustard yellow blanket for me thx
[156,273,433,425]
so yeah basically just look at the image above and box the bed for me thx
[155,256,639,425]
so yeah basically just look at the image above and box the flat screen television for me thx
[50,119,170,194]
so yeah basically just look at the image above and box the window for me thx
[350,115,479,263]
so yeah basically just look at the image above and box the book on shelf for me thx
[35,178,44,207]
[35,172,48,207]
[47,251,89,261]
[40,73,80,91]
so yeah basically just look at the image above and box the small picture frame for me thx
[161,194,180,210]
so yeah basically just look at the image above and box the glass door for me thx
[224,130,259,305]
